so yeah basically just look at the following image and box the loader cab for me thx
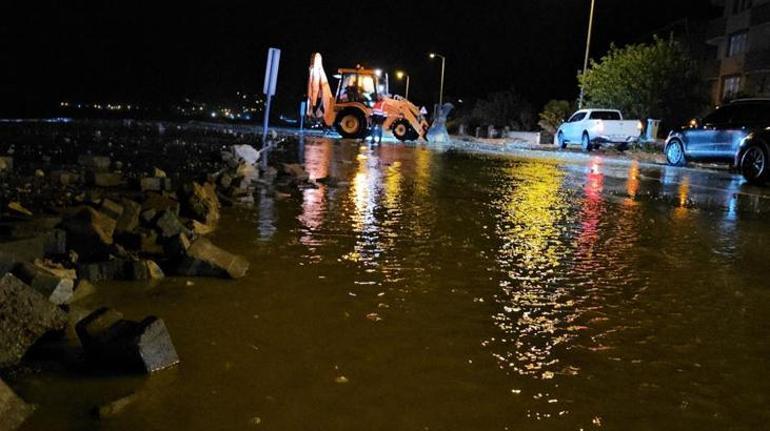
[335,68,379,107]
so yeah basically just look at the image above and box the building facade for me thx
[706,0,770,104]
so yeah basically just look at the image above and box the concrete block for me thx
[0,274,67,368]
[177,238,249,279]
[76,309,179,374]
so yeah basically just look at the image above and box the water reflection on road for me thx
[18,137,770,431]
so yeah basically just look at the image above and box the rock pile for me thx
[0,120,278,428]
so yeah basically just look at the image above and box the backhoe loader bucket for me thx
[426,103,454,143]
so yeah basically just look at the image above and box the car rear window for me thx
[589,111,621,120]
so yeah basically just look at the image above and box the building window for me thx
[733,0,753,14]
[722,75,743,100]
[728,31,749,57]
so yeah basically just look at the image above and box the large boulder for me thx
[176,238,249,279]
[0,274,67,368]
[142,193,180,216]
[154,211,190,239]
[77,259,127,282]
[0,378,36,431]
[76,308,179,374]
[0,230,67,273]
[163,233,190,259]
[99,199,124,221]
[139,177,173,192]
[49,170,80,186]
[60,207,116,260]
[115,199,141,234]
[88,172,123,188]
[78,155,111,172]
[78,259,164,282]
[0,156,13,172]
[183,182,220,228]
[12,262,75,305]
[282,163,309,182]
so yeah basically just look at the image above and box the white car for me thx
[556,109,643,151]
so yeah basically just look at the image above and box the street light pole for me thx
[396,71,411,100]
[578,0,596,109]
[430,53,446,108]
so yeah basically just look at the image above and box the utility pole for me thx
[578,0,596,109]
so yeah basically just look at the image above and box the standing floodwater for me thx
[11,137,770,430]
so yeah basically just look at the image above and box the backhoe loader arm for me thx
[307,53,336,127]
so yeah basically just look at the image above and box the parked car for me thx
[665,99,770,183]
[556,109,643,151]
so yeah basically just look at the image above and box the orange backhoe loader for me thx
[306,53,430,141]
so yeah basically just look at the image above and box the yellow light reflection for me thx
[626,161,640,201]
[501,163,564,273]
[383,161,402,210]
[674,176,691,219]
[414,147,431,199]
[489,161,570,379]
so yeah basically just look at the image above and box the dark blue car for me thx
[665,99,770,183]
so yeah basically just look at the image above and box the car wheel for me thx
[665,139,687,167]
[581,132,592,152]
[556,131,567,149]
[739,144,769,184]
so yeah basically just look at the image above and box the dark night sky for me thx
[0,0,720,116]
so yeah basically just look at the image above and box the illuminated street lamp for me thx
[429,53,446,107]
[395,70,410,100]
[578,0,597,109]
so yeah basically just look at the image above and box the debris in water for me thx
[93,393,137,419]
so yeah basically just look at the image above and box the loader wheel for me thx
[391,119,419,142]
[335,109,367,139]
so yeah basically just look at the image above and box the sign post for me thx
[299,100,306,133]
[262,47,281,144]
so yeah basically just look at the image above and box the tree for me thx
[538,100,574,134]
[578,37,706,127]
[471,86,535,131]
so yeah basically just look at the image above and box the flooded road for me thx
[13,138,770,430]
